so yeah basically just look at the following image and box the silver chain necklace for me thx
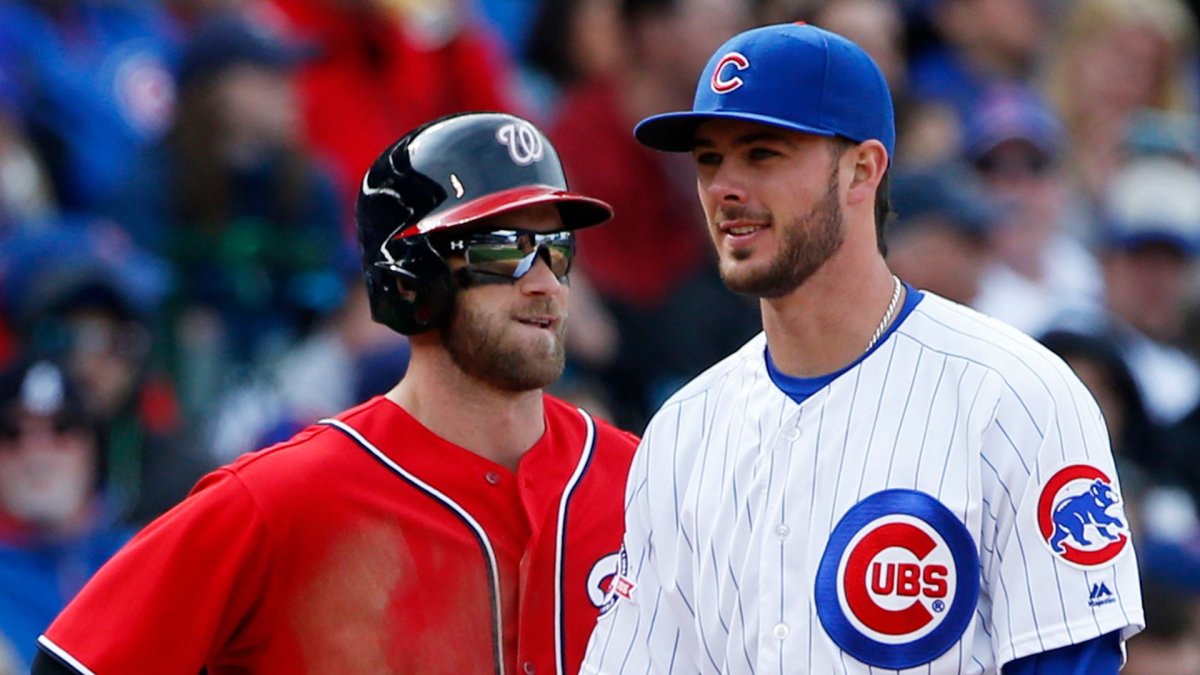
[865,275,903,353]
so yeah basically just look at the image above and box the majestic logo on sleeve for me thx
[1037,464,1129,568]
[815,490,980,669]
[710,52,750,93]
[495,121,545,166]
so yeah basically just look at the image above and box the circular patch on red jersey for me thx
[815,489,979,669]
[1037,464,1129,568]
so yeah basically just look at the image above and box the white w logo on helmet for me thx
[496,122,545,166]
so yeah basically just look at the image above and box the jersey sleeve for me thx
[978,368,1144,669]
[37,468,273,675]
[580,418,703,674]
[1002,631,1121,675]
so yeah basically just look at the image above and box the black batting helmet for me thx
[356,111,613,335]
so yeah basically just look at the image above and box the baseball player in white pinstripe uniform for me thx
[581,23,1144,675]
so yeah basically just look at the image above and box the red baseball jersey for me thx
[37,394,638,674]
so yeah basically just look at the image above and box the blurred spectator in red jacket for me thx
[267,0,519,209]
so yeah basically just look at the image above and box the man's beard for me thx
[442,299,566,392]
[719,167,844,299]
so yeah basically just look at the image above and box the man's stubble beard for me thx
[720,166,845,299]
[442,298,567,392]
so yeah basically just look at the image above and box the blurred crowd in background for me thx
[2,0,1200,671]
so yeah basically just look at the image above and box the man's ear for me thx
[846,140,888,208]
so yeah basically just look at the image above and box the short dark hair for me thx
[828,137,892,256]
[620,0,677,22]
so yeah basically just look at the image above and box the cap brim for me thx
[1108,231,1199,256]
[635,110,838,152]
[409,185,614,237]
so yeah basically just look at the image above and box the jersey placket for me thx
[753,400,819,673]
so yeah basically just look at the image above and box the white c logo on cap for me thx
[711,52,750,94]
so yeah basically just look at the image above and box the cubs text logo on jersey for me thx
[816,490,979,669]
[1037,464,1129,568]
[710,51,750,93]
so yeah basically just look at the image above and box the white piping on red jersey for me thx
[321,416,508,675]
[554,409,597,675]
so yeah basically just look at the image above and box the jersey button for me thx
[785,428,801,442]
[775,524,790,539]
[523,661,536,674]
[485,471,502,485]
[774,623,790,640]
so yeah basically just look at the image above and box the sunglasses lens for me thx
[444,231,575,280]
[543,244,572,277]
[463,244,531,278]
[0,415,85,446]
[52,415,84,435]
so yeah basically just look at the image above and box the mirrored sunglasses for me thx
[436,229,576,282]
[973,149,1056,179]
[0,414,89,445]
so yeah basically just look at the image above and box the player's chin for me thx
[511,332,567,379]
[494,353,565,392]
[719,258,764,289]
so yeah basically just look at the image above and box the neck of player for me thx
[386,352,546,472]
[762,249,903,379]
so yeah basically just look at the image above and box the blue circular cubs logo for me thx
[815,490,979,669]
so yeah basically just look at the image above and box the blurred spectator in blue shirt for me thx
[908,0,1050,123]
[0,72,55,237]
[964,83,1104,338]
[0,220,210,525]
[1081,156,1200,427]
[0,0,179,221]
[0,358,132,672]
[887,162,1003,306]
[114,14,346,422]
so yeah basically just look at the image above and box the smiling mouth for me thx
[517,317,556,329]
[727,224,763,235]
[719,219,770,237]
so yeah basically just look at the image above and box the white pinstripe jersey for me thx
[582,288,1144,674]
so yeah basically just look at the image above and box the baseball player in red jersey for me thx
[31,112,639,675]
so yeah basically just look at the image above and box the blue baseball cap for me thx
[179,14,317,86]
[890,164,1003,238]
[962,84,1065,161]
[634,23,895,161]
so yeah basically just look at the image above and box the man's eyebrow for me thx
[691,131,796,150]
